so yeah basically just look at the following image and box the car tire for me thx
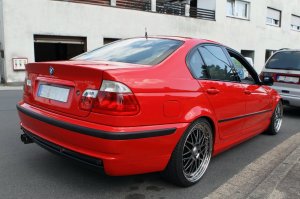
[266,101,283,135]
[162,118,213,187]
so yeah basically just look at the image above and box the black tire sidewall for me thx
[267,101,283,135]
[165,118,213,187]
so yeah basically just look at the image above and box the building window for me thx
[291,15,300,31]
[266,7,281,27]
[190,0,216,20]
[103,38,120,45]
[241,50,255,66]
[227,0,250,19]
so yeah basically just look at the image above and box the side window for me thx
[198,45,236,81]
[188,49,208,79]
[229,52,255,84]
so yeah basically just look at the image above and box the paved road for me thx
[0,90,299,199]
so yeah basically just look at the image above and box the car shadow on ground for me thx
[25,149,174,198]
[283,106,300,118]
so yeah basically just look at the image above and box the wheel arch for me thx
[162,114,217,186]
[194,115,218,150]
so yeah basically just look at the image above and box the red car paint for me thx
[17,37,280,176]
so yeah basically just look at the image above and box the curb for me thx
[0,86,23,91]
[204,132,300,199]
[248,146,300,199]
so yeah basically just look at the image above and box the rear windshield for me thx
[266,51,300,71]
[73,38,183,65]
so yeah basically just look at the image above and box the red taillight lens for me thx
[79,80,139,115]
[92,92,139,115]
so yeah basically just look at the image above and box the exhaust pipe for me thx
[21,134,33,144]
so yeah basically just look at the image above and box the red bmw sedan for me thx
[17,36,283,187]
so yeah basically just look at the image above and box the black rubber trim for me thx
[17,104,176,140]
[218,109,272,123]
[22,129,104,170]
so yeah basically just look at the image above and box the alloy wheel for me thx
[182,123,212,182]
[274,102,283,133]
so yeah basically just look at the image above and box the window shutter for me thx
[267,8,280,20]
[291,15,300,26]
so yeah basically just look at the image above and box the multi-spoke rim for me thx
[182,123,212,182]
[274,102,283,133]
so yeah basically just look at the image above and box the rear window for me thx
[73,38,183,65]
[266,51,300,71]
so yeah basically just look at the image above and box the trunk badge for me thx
[49,66,54,76]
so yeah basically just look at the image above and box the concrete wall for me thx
[2,0,300,83]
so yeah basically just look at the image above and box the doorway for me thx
[34,35,87,62]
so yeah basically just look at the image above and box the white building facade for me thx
[0,0,300,83]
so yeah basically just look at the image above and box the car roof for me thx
[276,49,300,52]
[134,35,220,44]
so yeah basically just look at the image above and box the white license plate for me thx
[277,76,299,83]
[38,84,70,102]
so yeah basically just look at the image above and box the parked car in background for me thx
[260,49,300,107]
[17,37,282,187]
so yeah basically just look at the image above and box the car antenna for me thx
[145,27,148,39]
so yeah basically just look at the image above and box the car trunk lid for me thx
[25,61,105,117]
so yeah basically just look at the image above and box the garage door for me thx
[34,35,87,62]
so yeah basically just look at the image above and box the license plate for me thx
[38,84,70,102]
[277,76,299,83]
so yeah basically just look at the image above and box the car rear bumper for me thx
[22,128,105,170]
[17,102,188,176]
[280,94,300,107]
[271,86,300,107]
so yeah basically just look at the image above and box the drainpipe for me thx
[151,0,156,12]
[0,43,4,84]
[110,0,116,7]
[185,0,190,17]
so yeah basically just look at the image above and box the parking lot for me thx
[1,90,300,199]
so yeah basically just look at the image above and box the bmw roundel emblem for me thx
[49,66,54,76]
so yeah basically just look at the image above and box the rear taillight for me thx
[80,80,139,115]
[23,71,32,95]
[79,89,99,111]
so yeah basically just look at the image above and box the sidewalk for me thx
[0,84,23,91]
[205,132,300,199]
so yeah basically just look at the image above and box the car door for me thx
[188,44,247,140]
[226,49,272,132]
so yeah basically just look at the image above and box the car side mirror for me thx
[262,76,274,86]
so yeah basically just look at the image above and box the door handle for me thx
[207,88,220,95]
[244,90,252,95]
